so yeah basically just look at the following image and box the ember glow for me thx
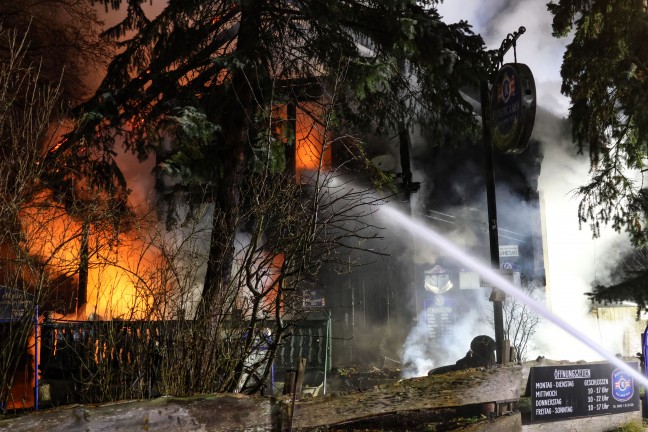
[20,191,162,320]
[260,253,285,316]
[82,234,162,320]
[295,102,331,183]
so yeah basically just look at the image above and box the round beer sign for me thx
[489,63,536,154]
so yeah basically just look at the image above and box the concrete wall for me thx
[594,305,647,357]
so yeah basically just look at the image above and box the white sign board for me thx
[479,269,516,289]
[499,245,519,257]
[459,271,480,289]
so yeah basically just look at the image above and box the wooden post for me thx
[283,357,308,397]
[509,346,518,364]
[283,371,296,396]
[502,340,511,364]
[288,357,308,432]
[294,357,307,395]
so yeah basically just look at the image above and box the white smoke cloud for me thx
[438,0,570,116]
[401,312,437,377]
[534,108,634,360]
[401,294,492,378]
[421,1,638,363]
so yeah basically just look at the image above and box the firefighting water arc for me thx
[3,0,648,429]
[382,205,648,391]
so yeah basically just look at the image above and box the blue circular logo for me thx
[489,63,536,154]
[611,369,634,402]
[502,79,511,103]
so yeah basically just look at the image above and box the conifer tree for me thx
[550,0,648,310]
[0,0,110,104]
[55,0,489,312]
[549,0,648,245]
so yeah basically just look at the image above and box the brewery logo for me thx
[433,294,445,306]
[498,73,516,104]
[489,63,536,154]
[424,265,453,294]
[492,66,521,138]
[500,262,521,271]
[611,368,634,402]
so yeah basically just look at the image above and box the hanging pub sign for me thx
[489,63,536,154]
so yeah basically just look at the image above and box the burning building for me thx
[318,106,547,375]
[2,0,554,409]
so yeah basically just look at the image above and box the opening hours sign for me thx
[529,363,640,422]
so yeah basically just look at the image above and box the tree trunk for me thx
[198,1,264,315]
[77,221,89,313]
[1,367,526,431]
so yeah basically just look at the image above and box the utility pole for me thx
[481,26,529,364]
[481,80,505,364]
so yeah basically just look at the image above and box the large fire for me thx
[22,99,328,320]
[20,190,162,320]
[3,191,163,410]
[4,93,330,409]
[295,102,331,183]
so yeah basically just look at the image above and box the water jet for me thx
[383,205,648,389]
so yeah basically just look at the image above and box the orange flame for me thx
[260,253,284,316]
[4,333,36,410]
[271,102,330,183]
[295,102,330,183]
[20,191,162,320]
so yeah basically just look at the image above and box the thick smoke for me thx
[534,108,635,360]
[438,0,570,116]
[436,1,637,361]
[397,1,641,376]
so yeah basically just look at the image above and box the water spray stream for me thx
[383,205,648,388]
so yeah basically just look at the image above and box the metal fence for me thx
[38,318,331,399]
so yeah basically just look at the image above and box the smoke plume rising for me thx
[534,108,635,360]
[397,1,638,376]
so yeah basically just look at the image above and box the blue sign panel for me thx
[424,294,454,342]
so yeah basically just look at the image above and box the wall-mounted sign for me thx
[479,269,515,289]
[0,286,33,322]
[499,245,519,257]
[529,363,640,422]
[459,271,480,289]
[303,289,325,308]
[424,294,453,342]
[490,63,536,154]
